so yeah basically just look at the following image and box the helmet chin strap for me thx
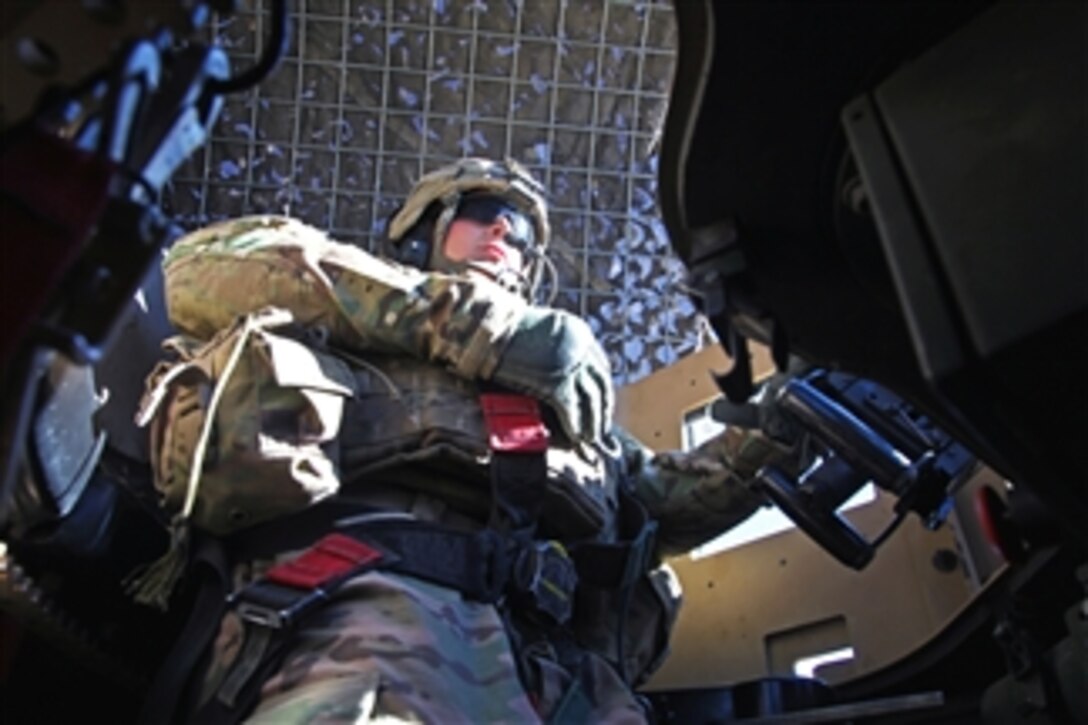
[462,259,531,298]
[493,266,532,297]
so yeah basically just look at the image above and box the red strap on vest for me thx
[265,533,384,590]
[480,393,550,453]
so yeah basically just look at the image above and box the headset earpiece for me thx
[397,236,431,269]
[384,202,439,270]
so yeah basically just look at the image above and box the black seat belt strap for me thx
[138,535,229,725]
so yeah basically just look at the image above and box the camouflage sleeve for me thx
[163,215,527,379]
[618,426,791,557]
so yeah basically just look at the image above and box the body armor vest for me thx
[337,354,621,542]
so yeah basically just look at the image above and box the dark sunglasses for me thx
[454,196,536,249]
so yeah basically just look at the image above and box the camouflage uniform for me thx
[141,212,782,723]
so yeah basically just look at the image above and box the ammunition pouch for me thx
[138,308,356,536]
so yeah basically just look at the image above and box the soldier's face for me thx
[442,217,525,274]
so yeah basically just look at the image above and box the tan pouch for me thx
[138,307,356,535]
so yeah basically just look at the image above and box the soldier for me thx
[134,158,792,723]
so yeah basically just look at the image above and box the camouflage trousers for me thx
[199,570,648,724]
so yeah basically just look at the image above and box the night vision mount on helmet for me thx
[384,157,558,303]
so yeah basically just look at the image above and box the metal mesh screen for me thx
[167,0,704,384]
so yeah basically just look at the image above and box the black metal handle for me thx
[755,464,875,570]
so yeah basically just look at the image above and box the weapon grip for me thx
[755,465,874,570]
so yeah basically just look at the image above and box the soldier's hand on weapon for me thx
[708,362,822,484]
[715,359,809,438]
[492,308,615,451]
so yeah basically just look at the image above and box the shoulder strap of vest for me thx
[479,392,549,534]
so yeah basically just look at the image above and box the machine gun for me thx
[656,2,1085,721]
[719,367,977,570]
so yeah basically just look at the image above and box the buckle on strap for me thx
[511,540,578,625]
[232,533,388,630]
[217,534,386,710]
[480,393,549,453]
[266,533,384,589]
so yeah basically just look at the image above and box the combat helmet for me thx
[385,157,554,301]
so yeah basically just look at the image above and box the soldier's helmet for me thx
[384,157,552,301]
